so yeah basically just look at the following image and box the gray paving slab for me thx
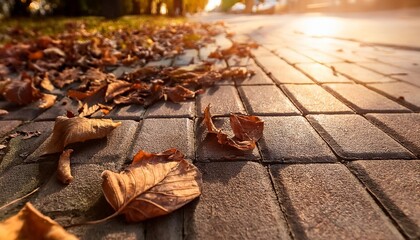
[69,219,145,240]
[69,120,137,164]
[105,105,145,120]
[238,85,300,116]
[366,113,420,157]
[296,63,352,83]
[367,82,420,110]
[145,100,195,118]
[298,49,343,63]
[184,161,291,240]
[0,101,47,121]
[329,63,395,83]
[199,43,218,60]
[270,164,404,240]
[145,58,173,67]
[348,160,420,239]
[356,62,420,87]
[34,162,119,215]
[0,120,21,138]
[0,121,53,173]
[325,83,410,113]
[259,116,336,163]
[251,46,274,57]
[235,60,275,85]
[173,49,199,66]
[129,118,194,161]
[307,114,414,159]
[282,84,353,114]
[145,209,182,240]
[274,48,314,64]
[196,117,260,161]
[255,56,314,84]
[35,97,79,121]
[0,162,55,208]
[197,85,245,117]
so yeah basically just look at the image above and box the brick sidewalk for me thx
[0,29,419,239]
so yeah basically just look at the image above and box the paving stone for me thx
[296,63,352,83]
[173,49,199,66]
[259,116,336,162]
[0,162,55,208]
[184,162,291,240]
[307,114,414,159]
[146,58,173,67]
[69,219,145,240]
[0,101,47,121]
[70,120,137,164]
[329,63,395,83]
[0,121,53,173]
[214,34,232,50]
[145,100,195,118]
[199,43,218,60]
[356,62,420,87]
[282,84,353,114]
[227,55,251,67]
[112,66,136,78]
[274,48,314,64]
[196,117,260,161]
[0,120,21,138]
[322,49,373,63]
[366,113,420,157]
[325,83,410,113]
[129,118,194,160]
[270,164,404,240]
[251,47,275,57]
[34,162,119,215]
[36,97,79,121]
[348,160,420,239]
[105,104,145,120]
[238,85,300,115]
[145,209,182,240]
[235,60,275,85]
[197,85,245,117]
[367,82,420,110]
[299,49,343,63]
[255,56,314,84]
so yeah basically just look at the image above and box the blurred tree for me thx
[10,0,31,17]
[244,0,254,13]
[220,0,240,11]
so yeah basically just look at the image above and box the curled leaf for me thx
[101,148,202,222]
[203,104,263,151]
[41,116,121,155]
[105,80,132,102]
[40,73,55,92]
[57,149,74,184]
[164,85,196,103]
[38,94,57,109]
[2,76,43,105]
[0,202,78,240]
[0,109,8,116]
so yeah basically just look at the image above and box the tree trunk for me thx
[244,0,254,13]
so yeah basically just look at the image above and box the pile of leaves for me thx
[0,21,257,116]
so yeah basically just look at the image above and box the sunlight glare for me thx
[297,17,341,36]
[205,0,221,12]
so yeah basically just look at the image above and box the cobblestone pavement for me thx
[1,13,420,240]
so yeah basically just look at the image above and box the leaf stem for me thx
[0,187,39,211]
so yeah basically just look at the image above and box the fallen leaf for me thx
[40,73,55,92]
[28,50,44,60]
[57,149,74,184]
[105,80,132,102]
[43,47,66,58]
[101,148,202,222]
[0,109,8,116]
[41,116,121,155]
[164,85,196,103]
[0,202,78,240]
[2,76,43,105]
[67,84,106,101]
[203,104,263,151]
[78,103,100,117]
[21,130,41,140]
[38,94,57,109]
[53,68,80,88]
[0,144,6,150]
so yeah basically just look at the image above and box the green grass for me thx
[0,15,185,43]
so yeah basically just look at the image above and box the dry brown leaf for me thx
[164,85,196,103]
[41,116,121,155]
[78,103,100,117]
[101,148,202,222]
[54,68,80,88]
[67,84,106,101]
[28,51,44,61]
[105,80,132,102]
[0,109,8,116]
[57,149,74,184]
[0,202,78,240]
[40,73,55,92]
[2,76,43,105]
[38,94,57,109]
[203,104,263,151]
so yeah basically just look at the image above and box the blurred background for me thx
[1,0,420,19]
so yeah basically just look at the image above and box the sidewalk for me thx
[0,14,419,239]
